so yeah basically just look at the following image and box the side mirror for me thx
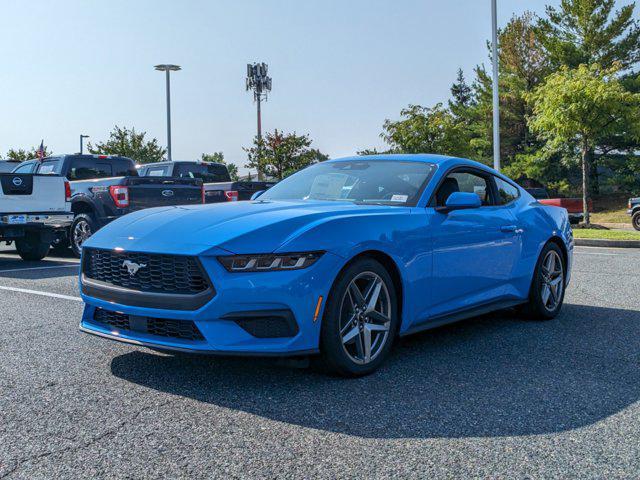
[436,192,481,213]
[251,190,265,201]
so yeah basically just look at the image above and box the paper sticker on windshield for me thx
[390,194,408,202]
[308,174,348,200]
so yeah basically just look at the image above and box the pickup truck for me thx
[525,188,592,225]
[14,155,204,256]
[628,197,640,231]
[137,160,276,203]
[0,173,73,260]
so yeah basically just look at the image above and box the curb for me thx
[574,238,640,248]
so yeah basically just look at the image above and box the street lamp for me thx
[154,64,181,161]
[491,0,501,171]
[246,62,272,180]
[80,134,89,155]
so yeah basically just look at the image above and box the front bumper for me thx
[80,250,343,355]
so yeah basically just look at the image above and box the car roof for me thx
[329,154,493,171]
[142,160,225,167]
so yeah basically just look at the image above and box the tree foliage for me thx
[88,126,166,164]
[201,152,239,181]
[527,64,640,223]
[5,144,53,162]
[244,130,328,180]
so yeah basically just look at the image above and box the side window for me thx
[13,163,35,174]
[436,171,491,207]
[495,177,520,205]
[112,160,137,177]
[68,160,113,180]
[36,159,62,175]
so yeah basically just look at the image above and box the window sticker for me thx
[390,194,408,202]
[308,173,349,200]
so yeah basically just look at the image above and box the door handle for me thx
[500,225,518,233]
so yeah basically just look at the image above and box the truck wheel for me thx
[70,214,97,258]
[633,212,640,232]
[15,234,51,261]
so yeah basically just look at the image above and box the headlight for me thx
[217,251,324,272]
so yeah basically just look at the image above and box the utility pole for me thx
[80,134,89,155]
[491,0,501,171]
[154,64,181,161]
[246,62,272,180]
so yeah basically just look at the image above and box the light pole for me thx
[80,134,89,154]
[154,64,181,161]
[246,62,272,180]
[491,0,501,171]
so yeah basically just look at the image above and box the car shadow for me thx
[109,303,640,439]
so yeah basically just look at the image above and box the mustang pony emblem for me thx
[122,260,146,276]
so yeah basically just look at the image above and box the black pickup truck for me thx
[628,196,640,231]
[14,155,203,256]
[137,160,276,203]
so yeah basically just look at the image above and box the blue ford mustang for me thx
[79,155,572,376]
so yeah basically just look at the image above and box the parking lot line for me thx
[0,264,79,274]
[0,285,82,302]
[0,253,80,263]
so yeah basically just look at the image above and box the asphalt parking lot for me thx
[1,245,639,479]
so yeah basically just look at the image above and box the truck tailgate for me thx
[124,177,203,210]
[539,198,593,213]
[0,174,69,213]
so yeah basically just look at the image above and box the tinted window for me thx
[36,159,62,175]
[495,177,520,204]
[68,159,113,180]
[259,161,435,206]
[436,171,491,206]
[112,159,137,177]
[175,163,231,182]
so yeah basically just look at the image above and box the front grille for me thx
[93,308,205,341]
[83,248,210,295]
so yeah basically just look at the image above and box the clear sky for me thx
[2,0,626,173]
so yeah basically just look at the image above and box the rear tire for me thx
[522,242,566,320]
[632,211,640,232]
[319,257,399,377]
[15,234,50,261]
[70,213,97,258]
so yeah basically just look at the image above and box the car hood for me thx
[85,200,402,255]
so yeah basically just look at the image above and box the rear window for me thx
[175,163,231,182]
[36,159,63,175]
[68,159,113,180]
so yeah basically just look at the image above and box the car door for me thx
[428,168,521,318]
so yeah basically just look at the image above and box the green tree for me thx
[88,126,166,164]
[200,152,239,181]
[527,64,640,224]
[6,144,52,161]
[536,0,640,71]
[381,103,473,158]
[244,130,328,180]
[449,69,475,120]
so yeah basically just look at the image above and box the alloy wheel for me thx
[339,271,392,365]
[540,250,563,312]
[73,220,92,250]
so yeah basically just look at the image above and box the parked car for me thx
[0,160,21,173]
[14,155,204,256]
[78,154,572,377]
[628,196,640,231]
[525,187,591,224]
[0,171,73,260]
[137,160,276,202]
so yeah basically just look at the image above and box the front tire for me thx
[319,258,399,377]
[523,242,566,320]
[70,213,97,258]
[632,211,640,232]
[15,234,50,261]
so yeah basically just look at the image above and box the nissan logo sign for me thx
[161,189,174,197]
[12,177,23,187]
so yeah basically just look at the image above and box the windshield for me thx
[259,160,436,206]
[176,163,231,183]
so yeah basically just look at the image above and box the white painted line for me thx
[0,253,80,264]
[0,264,79,274]
[574,251,630,256]
[0,285,82,302]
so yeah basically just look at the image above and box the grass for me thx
[572,229,640,241]
[590,194,632,224]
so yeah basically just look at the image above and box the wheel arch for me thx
[331,249,405,332]
[71,199,96,216]
[547,235,569,272]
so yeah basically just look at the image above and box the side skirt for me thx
[400,299,525,337]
